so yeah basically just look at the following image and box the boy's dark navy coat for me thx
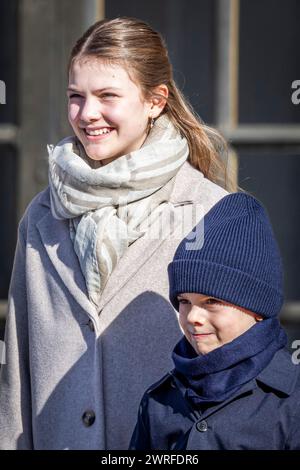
[130,348,300,450]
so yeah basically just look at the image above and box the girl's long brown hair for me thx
[69,17,233,189]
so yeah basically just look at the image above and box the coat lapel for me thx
[36,211,97,317]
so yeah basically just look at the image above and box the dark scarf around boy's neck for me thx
[172,317,287,406]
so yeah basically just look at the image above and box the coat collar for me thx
[170,369,257,421]
[255,347,299,396]
[169,347,298,422]
[198,347,299,420]
[36,161,205,317]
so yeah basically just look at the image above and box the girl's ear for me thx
[149,84,169,118]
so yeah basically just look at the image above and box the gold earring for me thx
[149,117,155,129]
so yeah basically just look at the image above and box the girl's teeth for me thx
[86,128,112,136]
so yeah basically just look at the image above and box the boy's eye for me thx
[177,298,190,304]
[205,298,220,305]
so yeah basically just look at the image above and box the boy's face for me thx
[177,293,262,355]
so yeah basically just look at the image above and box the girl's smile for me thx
[67,60,156,166]
[83,126,116,142]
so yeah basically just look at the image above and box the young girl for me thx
[0,17,229,449]
[130,193,300,450]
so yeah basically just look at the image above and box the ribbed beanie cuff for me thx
[168,260,283,318]
[168,259,283,318]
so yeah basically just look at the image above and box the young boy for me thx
[129,193,300,450]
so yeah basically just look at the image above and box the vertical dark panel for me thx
[0,0,19,303]
[0,145,17,299]
[238,150,300,301]
[239,0,300,124]
[0,0,19,124]
[105,0,215,122]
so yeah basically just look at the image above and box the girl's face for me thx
[177,293,262,355]
[67,60,156,165]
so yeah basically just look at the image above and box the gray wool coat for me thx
[0,161,227,450]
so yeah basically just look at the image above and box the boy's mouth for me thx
[192,333,212,337]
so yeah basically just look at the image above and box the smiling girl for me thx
[0,17,230,450]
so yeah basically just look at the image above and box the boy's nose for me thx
[186,305,206,325]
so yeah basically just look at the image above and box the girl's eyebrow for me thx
[67,86,122,93]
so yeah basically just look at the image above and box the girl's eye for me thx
[68,93,118,99]
[101,93,118,99]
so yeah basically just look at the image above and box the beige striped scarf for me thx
[48,114,189,308]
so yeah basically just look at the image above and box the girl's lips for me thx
[83,128,115,141]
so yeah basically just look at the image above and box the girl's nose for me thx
[80,98,102,122]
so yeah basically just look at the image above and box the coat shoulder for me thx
[146,372,175,398]
[173,161,229,213]
[198,176,229,213]
[257,347,300,403]
[276,347,300,392]
[280,348,300,401]
[19,187,51,233]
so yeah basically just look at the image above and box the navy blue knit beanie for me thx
[168,193,284,318]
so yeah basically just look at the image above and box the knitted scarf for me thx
[48,115,189,308]
[172,318,287,406]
